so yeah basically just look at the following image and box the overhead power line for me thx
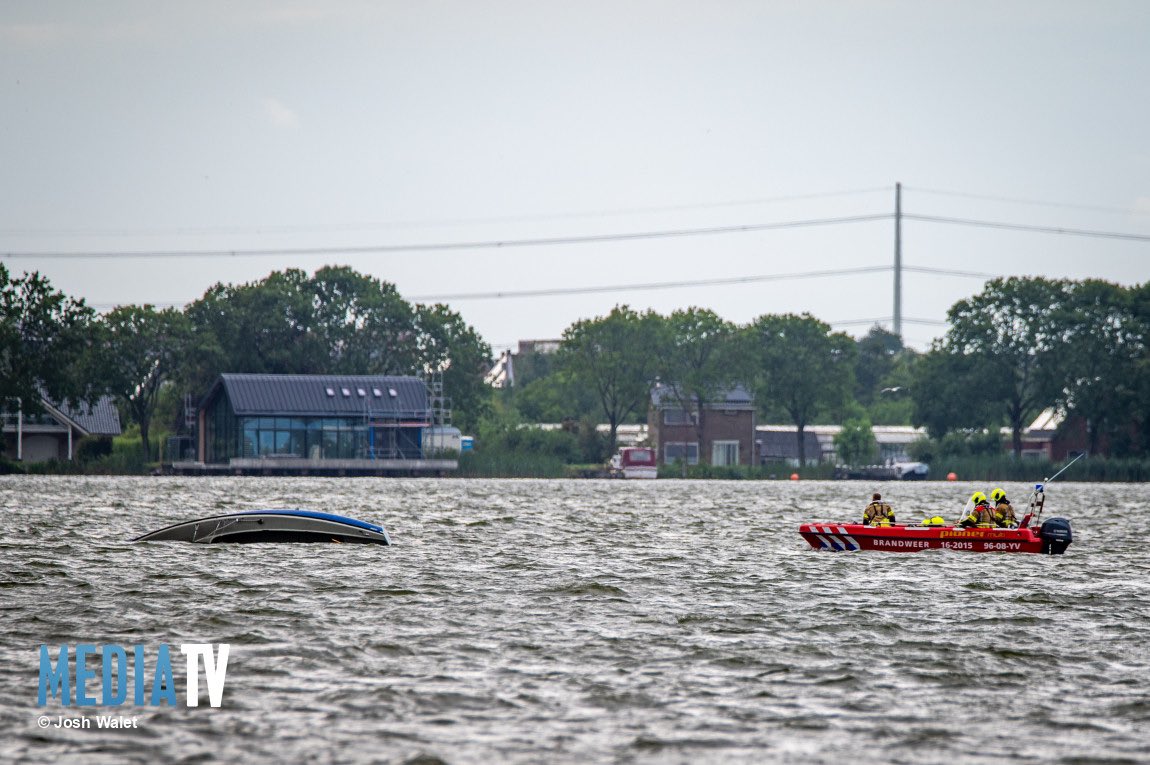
[0,186,890,238]
[411,265,893,301]
[902,265,997,278]
[904,186,1146,216]
[902,214,1150,242]
[1,213,892,260]
[82,265,993,308]
[829,316,947,327]
[410,265,993,302]
[6,207,1147,261]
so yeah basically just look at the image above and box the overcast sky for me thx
[2,1,1148,353]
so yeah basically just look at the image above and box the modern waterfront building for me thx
[176,373,457,475]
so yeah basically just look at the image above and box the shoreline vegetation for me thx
[5,434,1148,482]
[5,268,1150,477]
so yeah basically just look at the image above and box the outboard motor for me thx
[1039,517,1072,555]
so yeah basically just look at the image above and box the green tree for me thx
[940,276,1069,456]
[746,313,856,466]
[183,267,492,429]
[835,416,878,465]
[184,269,321,386]
[93,305,191,462]
[510,369,600,424]
[658,308,740,466]
[867,348,918,425]
[854,325,903,406]
[557,306,664,454]
[1051,280,1141,455]
[413,302,493,432]
[311,265,422,375]
[0,265,94,413]
[1129,282,1150,455]
[910,344,997,438]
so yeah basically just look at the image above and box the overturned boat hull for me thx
[799,518,1071,554]
[135,510,392,545]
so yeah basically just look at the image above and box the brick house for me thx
[648,382,756,466]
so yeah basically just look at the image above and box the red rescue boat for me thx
[799,483,1073,554]
[798,520,1071,554]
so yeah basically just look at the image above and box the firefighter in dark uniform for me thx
[991,487,1017,528]
[862,493,895,526]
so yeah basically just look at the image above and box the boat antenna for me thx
[1026,452,1085,527]
[1044,452,1085,485]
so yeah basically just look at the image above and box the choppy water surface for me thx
[1,476,1148,764]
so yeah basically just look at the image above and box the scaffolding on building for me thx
[358,372,452,460]
[421,371,456,457]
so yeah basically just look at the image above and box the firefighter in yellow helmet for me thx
[862,493,895,526]
[959,491,995,528]
[991,487,1018,528]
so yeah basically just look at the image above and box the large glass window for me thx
[211,408,415,462]
[663,409,697,426]
[306,422,323,459]
[663,442,699,465]
[337,430,355,459]
[242,426,256,457]
[712,441,740,466]
[289,429,306,458]
[322,428,338,458]
[206,393,238,463]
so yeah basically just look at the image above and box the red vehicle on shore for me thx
[799,484,1073,554]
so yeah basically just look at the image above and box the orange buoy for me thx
[946,472,957,481]
[790,472,800,481]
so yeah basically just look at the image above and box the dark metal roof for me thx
[210,374,430,418]
[758,430,821,461]
[650,382,754,409]
[49,395,123,436]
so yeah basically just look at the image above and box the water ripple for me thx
[1,476,1147,764]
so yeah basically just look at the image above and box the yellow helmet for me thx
[991,488,1005,502]
[971,491,987,504]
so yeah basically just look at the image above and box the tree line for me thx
[3,262,1148,469]
[0,264,491,462]
[913,277,1150,459]
[501,307,902,466]
[498,277,1150,466]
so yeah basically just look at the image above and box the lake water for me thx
[1,476,1148,764]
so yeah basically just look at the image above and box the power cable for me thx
[829,316,947,327]
[902,214,1150,242]
[7,206,1147,261]
[902,265,998,279]
[83,266,996,308]
[1,213,893,259]
[410,265,894,301]
[0,187,891,238]
[903,186,1146,216]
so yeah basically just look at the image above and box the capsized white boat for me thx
[134,509,391,545]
